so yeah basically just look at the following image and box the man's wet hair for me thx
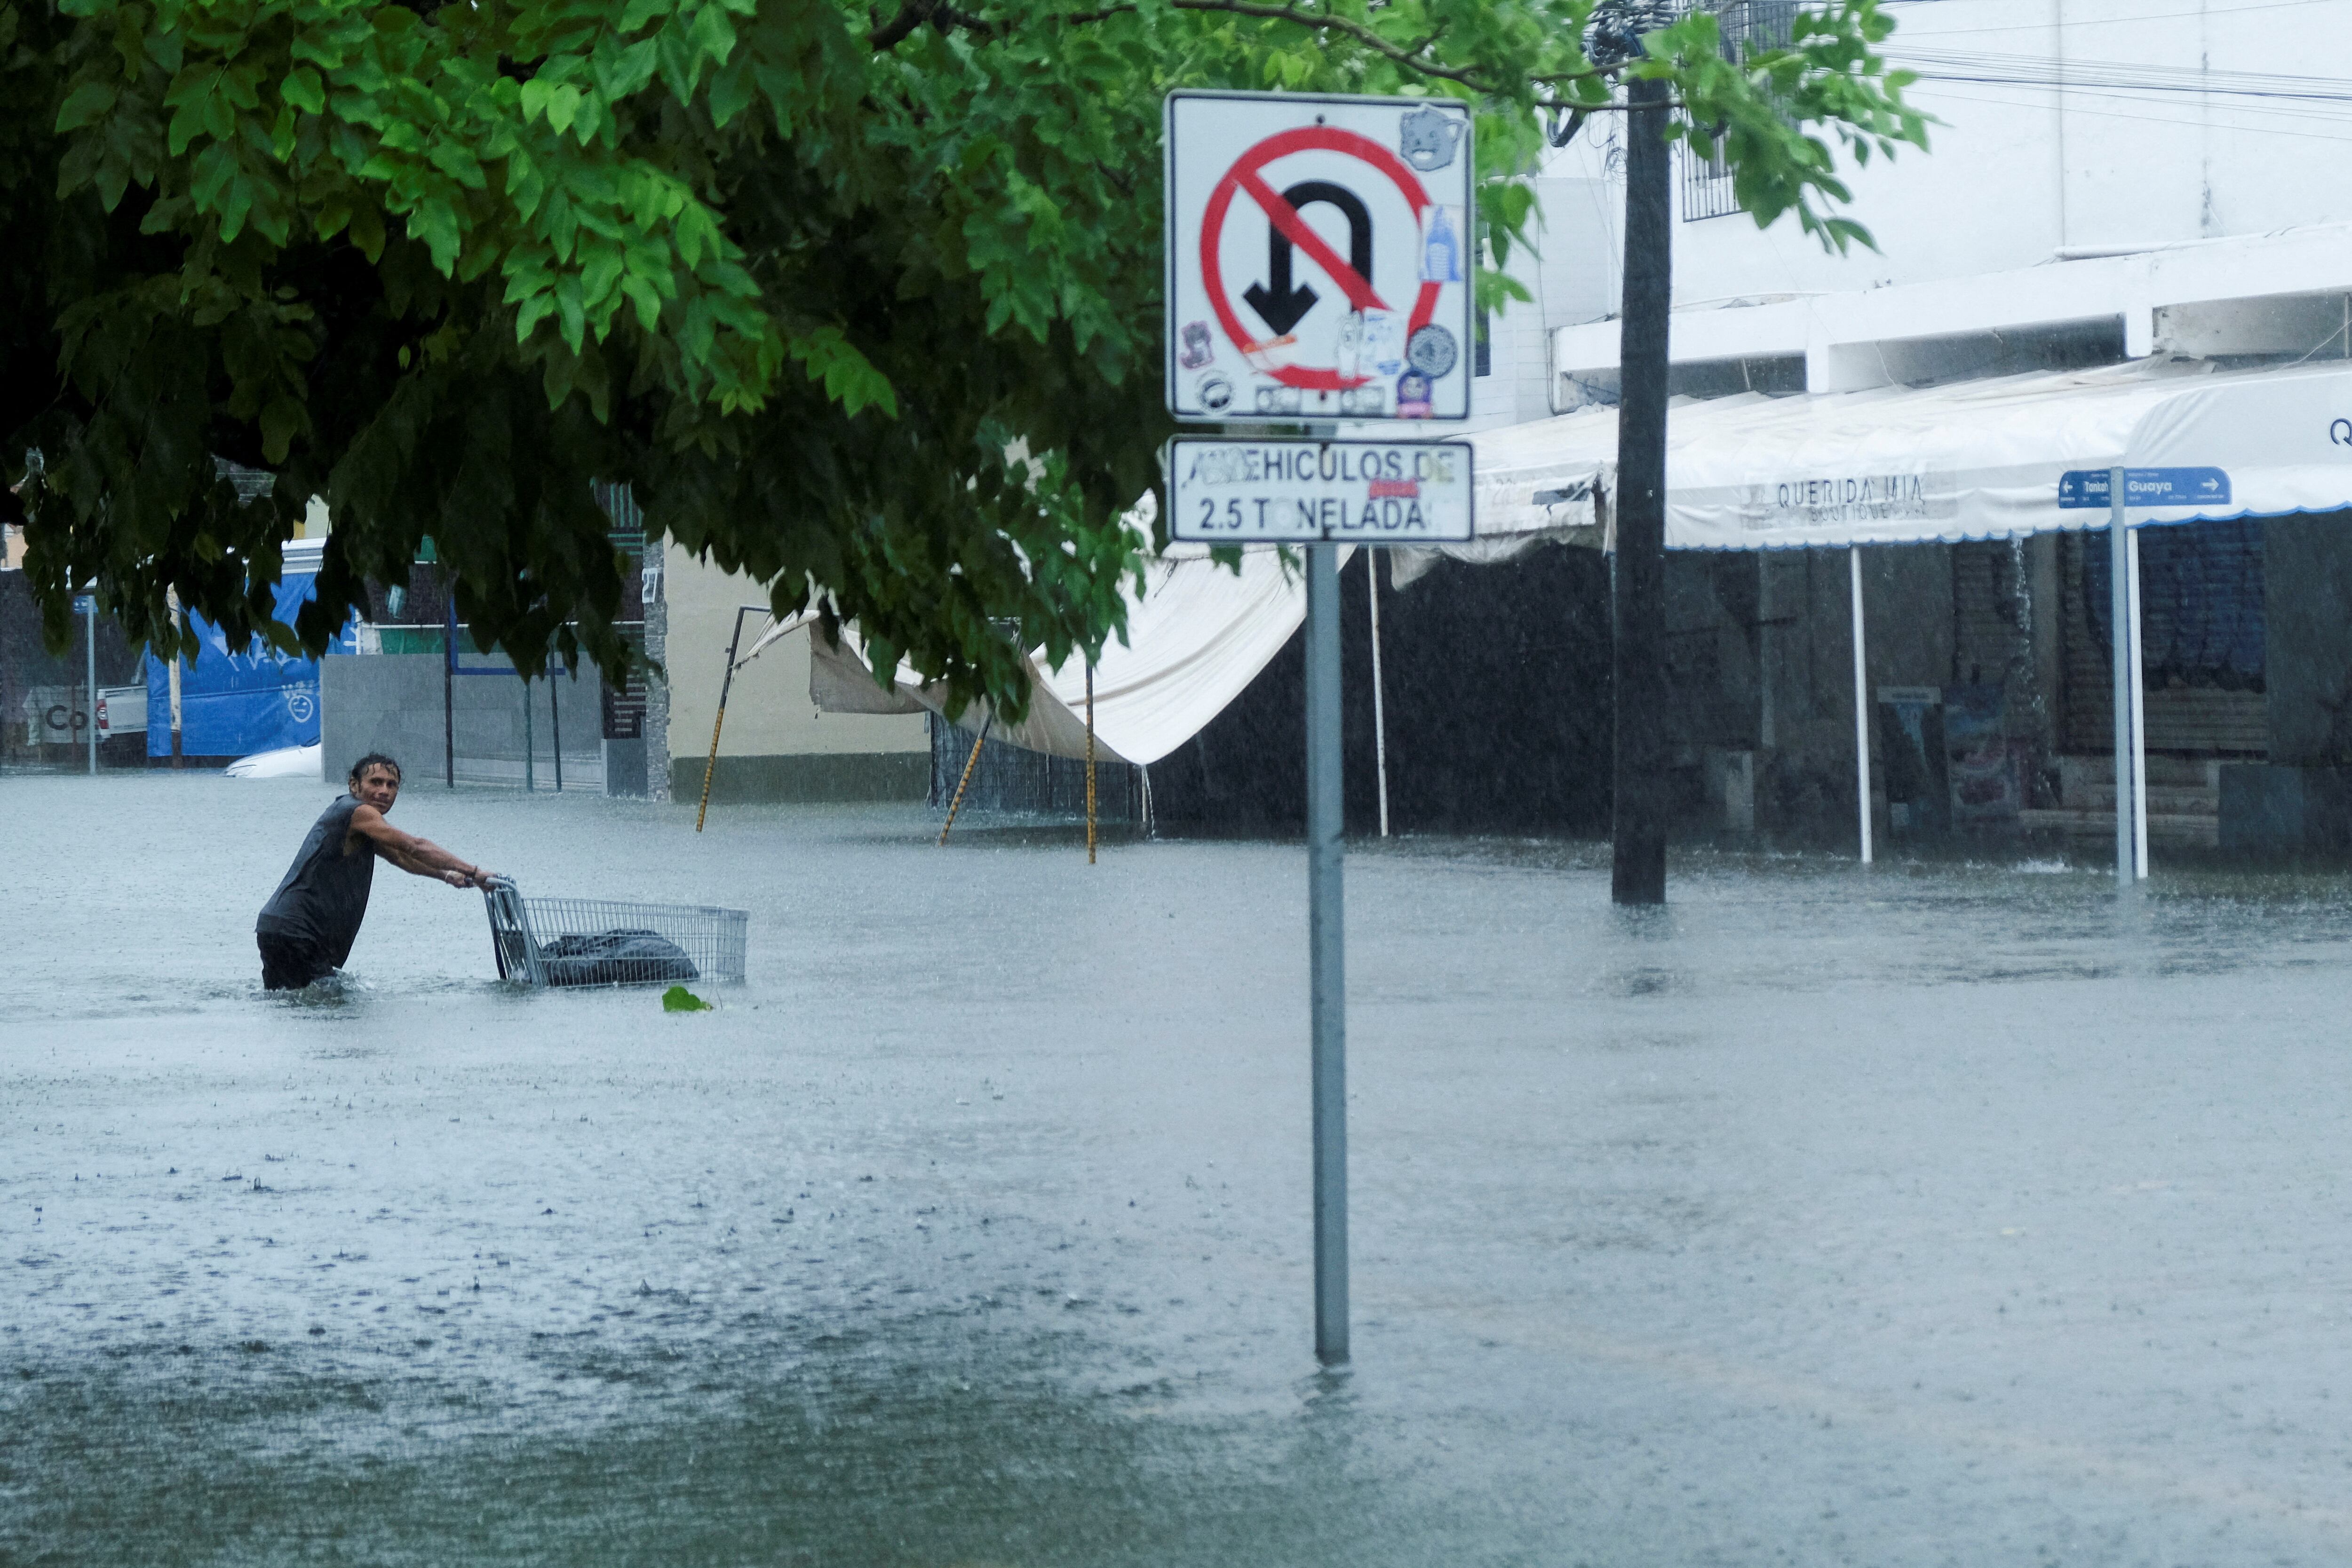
[349,752,403,785]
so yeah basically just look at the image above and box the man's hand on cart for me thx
[442,865,497,890]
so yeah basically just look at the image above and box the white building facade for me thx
[1462,0,2352,854]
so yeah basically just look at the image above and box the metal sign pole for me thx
[1304,539,1349,1366]
[2108,466,2134,885]
[2126,526,2149,879]
[1165,90,1484,1367]
[1367,552,1391,838]
[2054,460,2228,884]
[444,594,457,789]
[167,588,184,767]
[84,594,97,776]
[1164,431,1471,1368]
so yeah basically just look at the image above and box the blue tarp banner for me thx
[146,572,358,758]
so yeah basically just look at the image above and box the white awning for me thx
[809,546,1318,766]
[1470,359,2352,551]
[796,358,2352,770]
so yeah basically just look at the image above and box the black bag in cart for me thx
[481,878,746,989]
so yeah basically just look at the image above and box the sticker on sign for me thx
[1165,91,1475,425]
[1169,439,1474,543]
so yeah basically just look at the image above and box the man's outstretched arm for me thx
[350,805,494,887]
[378,841,479,887]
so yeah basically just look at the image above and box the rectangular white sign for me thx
[1165,90,1476,425]
[1168,439,1475,543]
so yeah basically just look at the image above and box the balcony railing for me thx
[1679,0,1799,223]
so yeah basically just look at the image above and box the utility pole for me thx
[1612,71,1672,905]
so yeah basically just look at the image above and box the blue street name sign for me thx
[72,595,95,615]
[2057,467,2232,509]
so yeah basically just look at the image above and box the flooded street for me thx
[9,772,2352,1564]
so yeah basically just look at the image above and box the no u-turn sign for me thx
[1166,90,1475,425]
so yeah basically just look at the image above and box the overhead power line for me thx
[1906,82,2352,144]
[1900,0,2338,37]
[1891,47,2352,106]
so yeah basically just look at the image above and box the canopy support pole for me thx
[1368,551,1391,838]
[550,669,563,793]
[2128,524,2149,879]
[1850,546,1871,865]
[443,594,455,788]
[522,673,534,793]
[694,605,765,833]
[938,713,993,847]
[2108,467,2137,885]
[1085,663,1097,865]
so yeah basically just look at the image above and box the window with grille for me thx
[1679,0,1798,223]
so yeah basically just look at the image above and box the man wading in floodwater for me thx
[255,752,496,990]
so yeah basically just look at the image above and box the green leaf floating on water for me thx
[662,986,712,1013]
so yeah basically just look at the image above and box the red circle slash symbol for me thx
[1199,127,1441,393]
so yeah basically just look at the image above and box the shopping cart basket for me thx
[481,877,748,988]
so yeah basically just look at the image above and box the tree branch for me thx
[1537,95,1681,111]
[869,0,997,49]
[1166,0,1491,89]
[1045,0,1612,95]
[868,1,930,49]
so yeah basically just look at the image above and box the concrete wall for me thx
[660,547,929,802]
[1465,177,1621,428]
[321,653,605,790]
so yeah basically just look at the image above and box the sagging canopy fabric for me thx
[775,546,1320,767]
[1471,359,2352,551]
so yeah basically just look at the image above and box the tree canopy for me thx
[0,0,1925,713]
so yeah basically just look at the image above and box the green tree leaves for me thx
[3,0,1925,720]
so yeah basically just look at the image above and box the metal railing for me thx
[346,618,641,792]
[1679,0,1800,223]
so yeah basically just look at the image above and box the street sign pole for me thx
[1304,533,1349,1366]
[1167,89,1479,1368]
[1166,427,1473,1369]
[2108,466,2134,885]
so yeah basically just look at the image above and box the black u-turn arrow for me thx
[1244,181,1372,338]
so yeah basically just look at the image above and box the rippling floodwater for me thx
[9,771,2352,1565]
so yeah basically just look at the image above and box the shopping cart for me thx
[481,877,748,988]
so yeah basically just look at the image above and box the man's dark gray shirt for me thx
[256,795,385,967]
